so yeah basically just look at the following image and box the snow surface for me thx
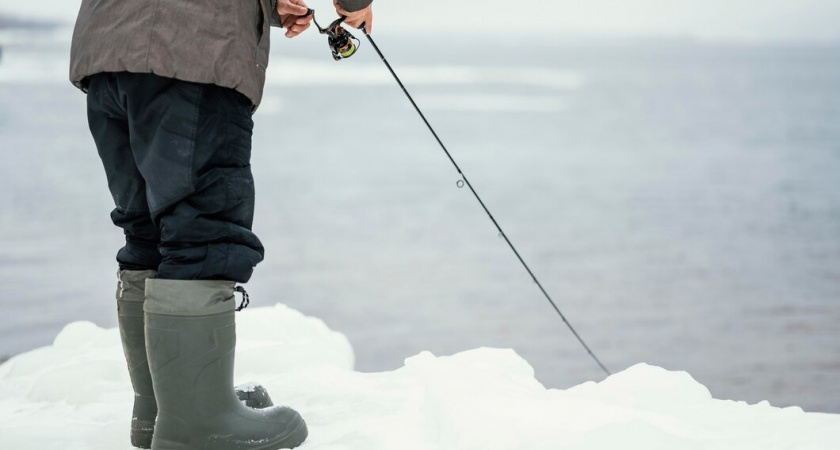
[1,304,838,449]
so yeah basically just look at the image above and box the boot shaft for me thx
[145,310,241,417]
[117,270,158,395]
[143,278,308,449]
[117,269,159,448]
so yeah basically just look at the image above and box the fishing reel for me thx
[307,9,361,61]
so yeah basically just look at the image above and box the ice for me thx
[1,303,838,449]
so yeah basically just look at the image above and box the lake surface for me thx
[1,28,838,412]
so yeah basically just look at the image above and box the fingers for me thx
[359,12,372,35]
[285,23,311,38]
[279,0,313,40]
[276,0,309,17]
[342,9,372,34]
[284,15,313,38]
[344,17,362,30]
[281,14,297,29]
[281,13,311,27]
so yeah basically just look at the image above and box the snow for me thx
[1,304,838,449]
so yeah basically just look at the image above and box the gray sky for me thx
[2,0,839,42]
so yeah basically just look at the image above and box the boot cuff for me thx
[144,279,236,316]
[118,270,158,303]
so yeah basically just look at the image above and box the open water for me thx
[1,27,839,412]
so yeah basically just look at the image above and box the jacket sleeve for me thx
[337,0,373,13]
[269,0,282,28]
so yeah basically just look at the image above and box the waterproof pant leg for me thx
[86,74,162,271]
[86,72,264,283]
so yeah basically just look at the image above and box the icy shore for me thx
[1,304,838,449]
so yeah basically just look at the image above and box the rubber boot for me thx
[117,271,276,449]
[118,270,160,449]
[144,279,308,450]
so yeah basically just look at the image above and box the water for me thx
[1,28,839,412]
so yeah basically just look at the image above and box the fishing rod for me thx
[306,10,612,377]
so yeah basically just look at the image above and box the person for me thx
[69,1,374,449]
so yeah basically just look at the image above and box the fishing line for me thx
[307,10,612,377]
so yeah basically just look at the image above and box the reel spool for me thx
[308,9,361,61]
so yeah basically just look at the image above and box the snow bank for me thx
[1,304,837,449]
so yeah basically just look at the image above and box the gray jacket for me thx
[69,0,372,109]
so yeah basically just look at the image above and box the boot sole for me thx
[131,427,154,450]
[151,416,308,450]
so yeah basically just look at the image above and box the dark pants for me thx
[86,72,264,283]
